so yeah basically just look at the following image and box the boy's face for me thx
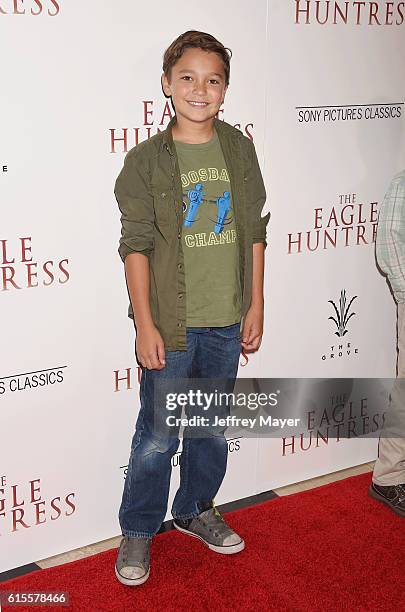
[162,47,228,127]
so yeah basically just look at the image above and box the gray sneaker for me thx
[115,536,151,586]
[173,507,245,554]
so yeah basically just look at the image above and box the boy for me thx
[114,30,270,586]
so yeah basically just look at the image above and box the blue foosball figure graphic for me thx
[183,183,205,227]
[214,191,231,233]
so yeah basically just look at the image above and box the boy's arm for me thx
[252,243,265,307]
[376,174,405,303]
[124,253,154,328]
[124,255,166,370]
[115,151,166,370]
[241,139,270,351]
[246,137,270,250]
[115,149,155,262]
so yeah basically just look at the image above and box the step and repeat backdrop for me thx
[1,0,404,572]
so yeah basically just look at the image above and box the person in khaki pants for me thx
[370,170,405,517]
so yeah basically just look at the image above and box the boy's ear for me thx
[161,72,171,97]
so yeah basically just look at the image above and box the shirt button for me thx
[178,263,182,270]
[178,293,183,299]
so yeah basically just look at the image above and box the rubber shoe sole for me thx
[173,521,245,554]
[368,484,405,517]
[114,564,150,586]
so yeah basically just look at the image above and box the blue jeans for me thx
[119,322,242,538]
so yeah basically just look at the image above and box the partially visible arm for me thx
[252,242,265,308]
[241,243,265,352]
[124,253,166,370]
[376,173,405,303]
[241,139,270,351]
[124,253,154,329]
[115,150,166,370]
[115,149,155,262]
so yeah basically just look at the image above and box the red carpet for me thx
[1,473,402,611]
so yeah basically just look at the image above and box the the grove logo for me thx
[0,0,60,16]
[295,0,405,25]
[321,290,359,361]
[328,289,357,337]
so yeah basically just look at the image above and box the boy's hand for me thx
[135,322,166,370]
[241,302,264,352]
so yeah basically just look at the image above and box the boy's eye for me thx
[180,76,220,84]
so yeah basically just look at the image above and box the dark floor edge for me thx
[0,562,41,584]
[157,488,279,533]
[0,488,278,581]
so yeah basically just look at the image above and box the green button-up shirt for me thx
[114,115,270,351]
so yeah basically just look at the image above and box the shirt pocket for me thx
[152,186,171,227]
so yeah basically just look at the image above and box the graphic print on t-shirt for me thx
[174,130,242,326]
[183,181,232,234]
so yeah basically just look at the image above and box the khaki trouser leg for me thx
[373,302,405,485]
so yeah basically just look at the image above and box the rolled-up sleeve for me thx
[114,149,155,262]
[245,138,271,247]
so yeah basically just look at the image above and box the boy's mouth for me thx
[187,101,209,107]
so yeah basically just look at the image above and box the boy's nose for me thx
[192,81,207,95]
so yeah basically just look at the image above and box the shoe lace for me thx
[213,503,223,520]
[395,484,405,502]
[202,504,233,538]
[123,537,150,566]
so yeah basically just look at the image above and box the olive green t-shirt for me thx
[174,129,242,327]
